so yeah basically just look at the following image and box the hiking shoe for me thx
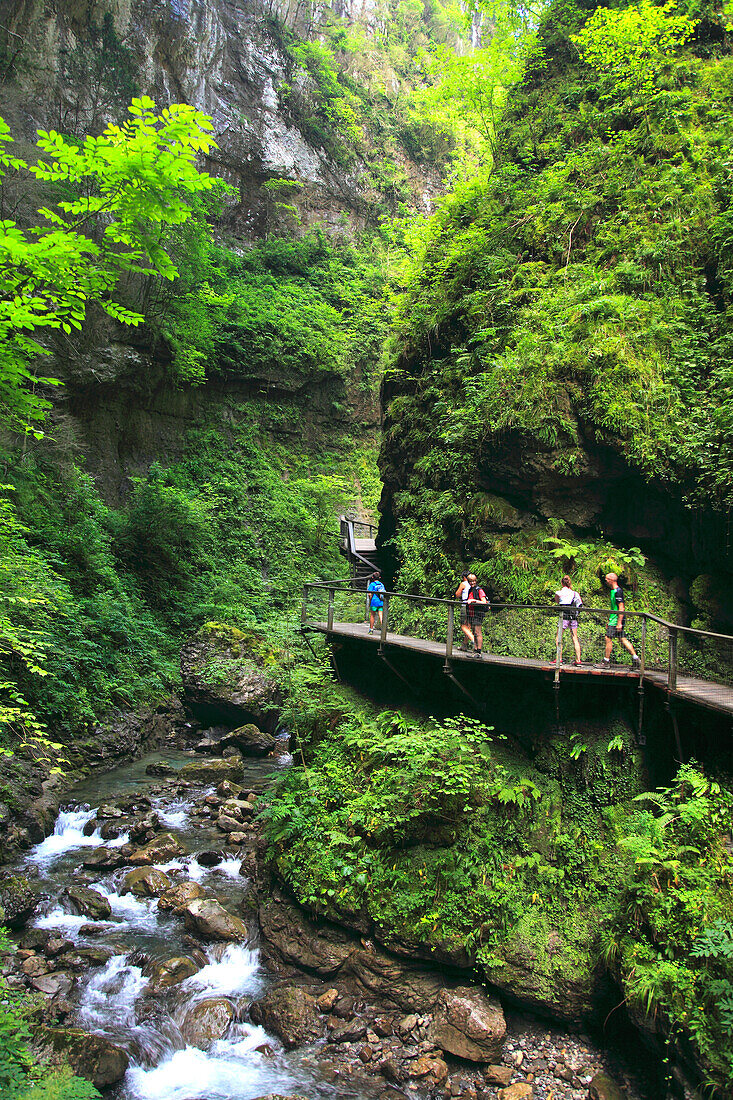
[368,628,374,635]
[632,655,641,669]
[600,658,611,669]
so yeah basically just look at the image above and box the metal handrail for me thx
[338,517,378,576]
[301,581,733,697]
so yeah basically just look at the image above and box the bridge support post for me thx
[668,627,679,691]
[636,683,646,746]
[666,700,684,763]
[445,604,455,669]
[301,584,309,628]
[554,612,563,683]
[379,593,390,652]
[327,587,335,632]
[639,616,647,675]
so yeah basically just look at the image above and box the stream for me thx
[8,749,656,1100]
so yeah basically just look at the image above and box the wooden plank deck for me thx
[308,620,733,718]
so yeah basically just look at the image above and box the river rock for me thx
[82,844,134,870]
[122,866,172,897]
[31,972,74,998]
[486,1065,513,1086]
[180,997,235,1048]
[216,814,242,833]
[588,1072,628,1100]
[428,986,505,1062]
[128,832,186,865]
[150,955,201,988]
[145,761,177,777]
[180,627,281,730]
[197,850,223,867]
[64,886,112,921]
[41,1027,129,1088]
[251,1095,311,1100]
[221,724,276,756]
[407,1055,448,1083]
[0,874,39,928]
[498,1085,533,1100]
[217,780,243,798]
[158,881,207,912]
[250,986,324,1048]
[180,758,244,783]
[182,898,249,941]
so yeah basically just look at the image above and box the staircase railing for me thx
[338,515,378,579]
[300,581,733,698]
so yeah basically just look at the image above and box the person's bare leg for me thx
[369,610,375,631]
[461,623,474,647]
[604,637,613,660]
[378,607,383,628]
[572,629,581,663]
[474,624,483,652]
[621,635,637,658]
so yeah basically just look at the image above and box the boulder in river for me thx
[40,1027,129,1088]
[145,762,177,777]
[180,996,235,1047]
[31,972,74,998]
[428,986,505,1062]
[64,886,112,921]
[182,897,249,941]
[196,850,223,867]
[151,955,201,988]
[122,866,172,897]
[180,757,244,783]
[180,625,281,730]
[82,844,134,870]
[158,881,207,912]
[588,1072,628,1100]
[221,723,276,756]
[249,986,325,1049]
[128,832,186,865]
[0,874,39,928]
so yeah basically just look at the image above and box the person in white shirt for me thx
[455,572,473,651]
[554,574,582,666]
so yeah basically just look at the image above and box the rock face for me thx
[250,986,324,1049]
[182,898,250,942]
[41,1027,129,1088]
[588,1072,628,1100]
[180,758,244,783]
[0,875,39,928]
[180,628,281,730]
[428,987,506,1063]
[180,997,235,1048]
[64,886,112,921]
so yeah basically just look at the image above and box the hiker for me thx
[367,571,386,634]
[466,573,489,658]
[554,574,582,666]
[455,572,473,651]
[603,573,640,669]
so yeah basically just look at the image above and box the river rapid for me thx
[7,748,655,1100]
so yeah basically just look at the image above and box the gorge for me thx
[0,0,732,1099]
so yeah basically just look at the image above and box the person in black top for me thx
[603,573,640,669]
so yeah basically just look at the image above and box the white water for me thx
[30,805,128,864]
[96,885,162,934]
[152,798,190,830]
[185,944,262,999]
[80,954,149,1030]
[125,1026,301,1100]
[36,908,113,939]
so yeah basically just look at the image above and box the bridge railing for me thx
[301,582,733,694]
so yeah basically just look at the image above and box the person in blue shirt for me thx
[366,571,386,634]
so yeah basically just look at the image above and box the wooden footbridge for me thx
[304,534,733,749]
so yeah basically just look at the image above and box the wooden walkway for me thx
[308,620,733,719]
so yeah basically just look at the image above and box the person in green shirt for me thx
[603,573,640,669]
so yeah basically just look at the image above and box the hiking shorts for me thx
[606,625,624,639]
[468,606,487,625]
[370,598,383,611]
[460,605,468,625]
[561,617,578,632]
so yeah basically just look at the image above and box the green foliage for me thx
[384,0,733,516]
[0,98,216,434]
[607,763,733,1086]
[572,0,697,102]
[0,929,99,1099]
